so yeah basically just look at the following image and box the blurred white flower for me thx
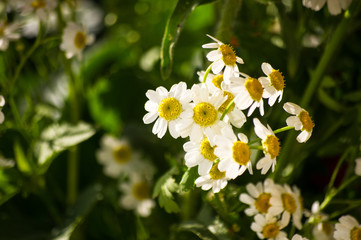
[307,201,335,240]
[302,0,352,15]
[251,213,288,240]
[195,162,229,193]
[334,215,361,240]
[20,0,57,21]
[0,21,21,51]
[355,158,361,176]
[0,95,5,123]
[0,155,15,168]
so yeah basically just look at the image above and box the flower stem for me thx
[220,100,234,120]
[273,126,294,134]
[202,62,214,83]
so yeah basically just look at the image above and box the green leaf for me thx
[176,221,219,240]
[0,170,19,206]
[179,167,198,192]
[153,167,180,213]
[14,140,33,175]
[160,0,216,80]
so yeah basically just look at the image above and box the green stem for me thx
[216,0,242,42]
[249,145,263,150]
[220,101,234,120]
[273,126,294,134]
[202,62,214,83]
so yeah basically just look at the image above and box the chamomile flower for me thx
[214,127,252,179]
[253,118,281,174]
[288,235,309,240]
[0,21,21,51]
[355,158,361,176]
[307,201,335,240]
[259,63,285,106]
[20,0,57,21]
[119,173,155,217]
[202,34,244,83]
[60,22,95,60]
[229,73,266,116]
[143,82,192,139]
[195,162,229,193]
[239,178,277,216]
[96,135,141,178]
[0,95,5,124]
[176,84,229,143]
[183,136,218,175]
[283,102,315,143]
[334,215,361,240]
[268,184,304,230]
[302,0,352,15]
[251,213,288,240]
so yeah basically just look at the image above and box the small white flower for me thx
[214,127,252,179]
[20,0,57,21]
[195,162,229,193]
[302,0,352,15]
[239,178,277,216]
[96,135,141,178]
[288,234,309,240]
[202,34,244,83]
[253,118,281,174]
[119,173,155,217]
[143,82,192,139]
[355,158,361,176]
[283,102,315,143]
[251,213,288,240]
[0,155,15,168]
[334,215,361,240]
[259,63,285,106]
[0,21,21,51]
[60,22,95,60]
[0,95,5,124]
[307,201,335,240]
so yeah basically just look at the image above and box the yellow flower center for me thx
[209,162,226,180]
[269,69,285,91]
[232,141,250,165]
[219,44,236,66]
[245,78,263,102]
[262,223,280,239]
[113,145,132,164]
[158,97,182,121]
[255,193,271,214]
[132,181,151,200]
[74,31,87,50]
[298,110,315,132]
[351,227,361,240]
[281,193,297,214]
[193,102,218,127]
[31,0,46,9]
[212,75,223,89]
[322,223,333,236]
[263,135,280,159]
[218,91,235,113]
[200,138,217,161]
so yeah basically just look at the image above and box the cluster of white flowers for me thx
[96,134,155,217]
[143,35,315,193]
[302,0,352,15]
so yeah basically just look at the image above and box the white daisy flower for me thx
[269,184,304,230]
[229,73,266,116]
[143,82,192,139]
[251,213,288,240]
[334,215,361,240]
[0,21,21,51]
[20,0,57,21]
[176,84,229,143]
[253,118,281,174]
[60,22,95,60]
[239,178,277,216]
[307,201,335,240]
[0,95,5,124]
[202,34,244,83]
[119,173,155,217]
[183,136,218,175]
[214,127,252,179]
[283,102,315,143]
[302,0,352,15]
[195,162,229,193]
[96,134,141,179]
[259,63,285,107]
[355,158,361,176]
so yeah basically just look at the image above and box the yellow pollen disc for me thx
[232,141,250,165]
[245,78,263,102]
[212,75,223,89]
[219,44,237,66]
[218,91,235,113]
[269,69,285,91]
[31,0,46,9]
[263,135,280,159]
[255,193,271,214]
[351,227,361,240]
[193,102,218,127]
[158,97,182,121]
[200,138,217,162]
[209,162,226,180]
[132,181,151,200]
[262,223,280,239]
[281,193,297,214]
[113,145,132,164]
[74,31,87,50]
[298,110,315,132]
